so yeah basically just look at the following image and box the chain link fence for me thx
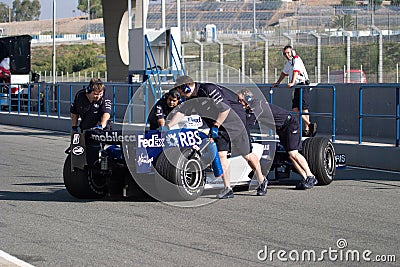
[180,3,400,84]
[182,33,400,84]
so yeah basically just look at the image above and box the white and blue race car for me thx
[63,115,337,201]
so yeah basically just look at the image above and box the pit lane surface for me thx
[0,125,399,266]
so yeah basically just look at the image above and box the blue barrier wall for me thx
[1,82,399,144]
[258,83,399,143]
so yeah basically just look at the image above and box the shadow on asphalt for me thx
[0,131,68,137]
[0,182,158,203]
[2,168,399,203]
[333,167,400,182]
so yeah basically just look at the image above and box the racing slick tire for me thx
[154,147,205,201]
[63,154,107,199]
[301,137,336,185]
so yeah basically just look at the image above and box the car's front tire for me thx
[154,147,205,201]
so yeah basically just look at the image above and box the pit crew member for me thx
[168,75,267,199]
[237,89,317,190]
[70,78,112,165]
[147,88,180,131]
[272,45,317,137]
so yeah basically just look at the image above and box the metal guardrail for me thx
[5,82,399,148]
[359,84,400,147]
[0,83,42,115]
[269,85,337,142]
[0,82,137,124]
[2,83,338,141]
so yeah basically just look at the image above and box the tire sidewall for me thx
[301,137,336,185]
[63,154,107,199]
[154,148,204,201]
[176,155,204,199]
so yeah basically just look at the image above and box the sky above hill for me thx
[3,0,81,20]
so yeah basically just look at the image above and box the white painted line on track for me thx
[0,250,35,267]
[347,166,400,175]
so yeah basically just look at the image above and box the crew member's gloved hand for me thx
[72,126,79,133]
[158,125,169,132]
[209,126,219,139]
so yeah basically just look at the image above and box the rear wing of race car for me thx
[68,133,87,171]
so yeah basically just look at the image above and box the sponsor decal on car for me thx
[184,114,203,128]
[135,151,154,173]
[72,146,85,155]
[136,129,203,148]
[86,129,207,174]
[90,131,136,143]
[135,129,206,173]
[137,133,165,148]
[165,133,179,146]
[137,153,154,166]
[335,154,346,168]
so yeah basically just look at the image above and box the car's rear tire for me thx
[63,154,107,199]
[154,147,205,201]
[301,137,336,185]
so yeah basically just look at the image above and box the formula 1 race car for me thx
[63,125,337,201]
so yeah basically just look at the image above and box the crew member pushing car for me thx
[70,78,112,132]
[70,78,112,165]
[147,88,180,131]
[167,75,268,199]
[237,89,317,190]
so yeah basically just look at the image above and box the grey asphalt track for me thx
[0,125,399,266]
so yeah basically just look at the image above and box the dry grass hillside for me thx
[303,0,341,6]
[0,16,103,36]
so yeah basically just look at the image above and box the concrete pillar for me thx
[102,0,130,82]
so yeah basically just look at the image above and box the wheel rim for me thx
[88,169,107,193]
[183,159,203,190]
[324,144,335,177]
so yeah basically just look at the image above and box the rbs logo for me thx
[176,131,202,147]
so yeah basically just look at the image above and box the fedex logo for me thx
[137,134,164,148]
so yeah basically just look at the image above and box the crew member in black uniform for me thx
[70,78,111,131]
[70,78,112,165]
[147,88,180,131]
[167,75,268,199]
[237,89,317,190]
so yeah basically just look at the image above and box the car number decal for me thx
[72,134,80,144]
